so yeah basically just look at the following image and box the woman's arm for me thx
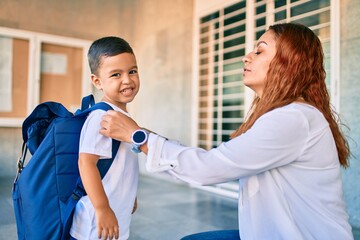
[145,108,309,185]
[100,108,309,185]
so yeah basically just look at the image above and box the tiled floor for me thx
[130,175,239,240]
[1,175,359,240]
[0,175,239,240]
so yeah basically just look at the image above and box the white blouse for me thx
[146,103,353,240]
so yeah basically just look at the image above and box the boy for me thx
[70,36,139,240]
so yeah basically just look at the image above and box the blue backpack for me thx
[12,95,120,240]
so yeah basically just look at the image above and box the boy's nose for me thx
[122,74,131,83]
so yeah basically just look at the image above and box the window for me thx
[197,1,247,150]
[194,0,338,198]
[0,27,91,127]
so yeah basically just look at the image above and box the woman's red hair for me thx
[231,23,350,167]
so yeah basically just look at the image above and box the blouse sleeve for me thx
[146,107,310,185]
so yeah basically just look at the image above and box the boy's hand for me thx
[95,206,119,239]
[132,197,138,214]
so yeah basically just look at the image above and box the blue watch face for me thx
[133,131,146,144]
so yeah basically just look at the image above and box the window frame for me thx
[0,27,91,127]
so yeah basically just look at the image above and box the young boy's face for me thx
[92,53,139,112]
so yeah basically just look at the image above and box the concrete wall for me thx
[340,0,360,228]
[0,0,128,40]
[126,0,193,143]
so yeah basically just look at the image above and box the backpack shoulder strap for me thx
[61,134,120,240]
[75,101,115,117]
[61,96,121,240]
[73,99,121,185]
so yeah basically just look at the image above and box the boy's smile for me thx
[91,53,140,112]
[120,87,134,97]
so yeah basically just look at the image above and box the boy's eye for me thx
[129,69,138,74]
[111,73,121,77]
[254,51,261,55]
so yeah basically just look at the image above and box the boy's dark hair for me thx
[88,36,134,74]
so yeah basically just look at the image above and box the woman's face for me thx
[242,30,277,97]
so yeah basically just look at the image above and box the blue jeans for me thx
[180,230,240,240]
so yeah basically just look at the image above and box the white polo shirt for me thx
[70,102,139,240]
[146,103,353,240]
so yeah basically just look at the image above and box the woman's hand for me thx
[100,110,140,143]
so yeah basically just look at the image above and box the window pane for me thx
[201,12,220,23]
[223,74,242,84]
[223,85,242,95]
[199,101,208,107]
[224,13,246,26]
[224,36,245,48]
[222,122,241,130]
[256,4,266,14]
[275,0,287,8]
[224,61,243,72]
[313,26,330,40]
[256,17,266,27]
[224,25,246,37]
[222,135,231,142]
[223,98,243,107]
[224,49,244,60]
[201,27,209,35]
[200,47,209,54]
[200,58,208,65]
[256,30,266,39]
[200,90,208,97]
[291,0,330,17]
[224,1,246,15]
[292,11,330,27]
[199,69,208,76]
[200,36,209,44]
[223,110,241,118]
[275,10,286,22]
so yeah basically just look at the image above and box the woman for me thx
[100,23,353,239]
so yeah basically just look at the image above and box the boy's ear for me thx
[91,74,102,90]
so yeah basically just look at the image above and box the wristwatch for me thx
[131,129,149,153]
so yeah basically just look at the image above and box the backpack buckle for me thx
[14,142,28,182]
[72,186,86,200]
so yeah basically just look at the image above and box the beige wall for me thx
[0,0,194,176]
[128,0,194,142]
[0,0,129,40]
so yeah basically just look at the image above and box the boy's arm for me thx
[78,153,119,239]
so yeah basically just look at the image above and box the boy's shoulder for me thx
[100,101,130,117]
